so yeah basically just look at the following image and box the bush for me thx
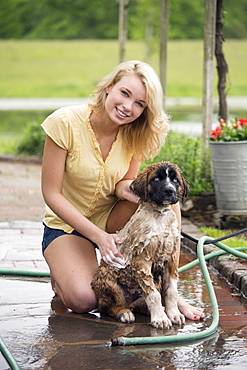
[16,121,46,157]
[142,131,214,196]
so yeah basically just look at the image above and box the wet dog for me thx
[91,161,190,329]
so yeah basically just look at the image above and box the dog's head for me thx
[130,161,190,206]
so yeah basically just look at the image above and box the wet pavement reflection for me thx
[1,246,247,370]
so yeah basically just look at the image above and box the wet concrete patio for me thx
[1,247,247,370]
[1,160,247,369]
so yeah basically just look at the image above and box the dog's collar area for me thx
[155,205,171,214]
[138,201,171,215]
[160,207,171,214]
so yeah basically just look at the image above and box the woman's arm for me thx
[41,136,125,265]
[114,157,140,203]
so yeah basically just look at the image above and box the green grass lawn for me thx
[0,39,246,98]
[200,227,247,251]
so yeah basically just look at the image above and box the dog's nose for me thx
[164,188,175,197]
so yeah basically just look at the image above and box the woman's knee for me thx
[63,286,97,313]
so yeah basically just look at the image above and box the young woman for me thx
[41,60,204,320]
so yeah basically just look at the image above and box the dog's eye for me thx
[172,178,178,183]
[152,176,160,182]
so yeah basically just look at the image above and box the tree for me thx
[215,0,228,123]
[159,0,169,97]
[202,0,216,147]
[118,0,129,63]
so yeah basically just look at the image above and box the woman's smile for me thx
[115,107,129,119]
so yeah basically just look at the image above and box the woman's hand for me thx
[96,232,126,269]
[117,181,139,203]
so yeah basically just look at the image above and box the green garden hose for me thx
[0,269,50,277]
[178,245,247,273]
[0,336,21,370]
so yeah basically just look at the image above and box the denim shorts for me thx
[42,224,98,254]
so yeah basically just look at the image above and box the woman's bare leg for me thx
[44,234,98,313]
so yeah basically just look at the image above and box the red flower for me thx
[210,126,223,139]
[237,118,247,127]
[209,117,247,142]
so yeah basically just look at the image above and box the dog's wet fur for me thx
[91,161,190,329]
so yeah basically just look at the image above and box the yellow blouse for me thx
[41,104,133,233]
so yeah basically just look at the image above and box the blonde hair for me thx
[89,60,170,162]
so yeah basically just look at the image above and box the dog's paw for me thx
[150,314,172,329]
[167,310,185,325]
[117,309,135,323]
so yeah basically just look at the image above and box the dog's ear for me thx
[180,177,190,202]
[130,169,149,202]
[176,166,190,202]
[171,163,190,203]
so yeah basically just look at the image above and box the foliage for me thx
[209,118,247,142]
[0,0,119,39]
[141,131,214,196]
[0,110,49,133]
[224,0,247,38]
[0,0,246,40]
[0,136,18,154]
[16,121,46,157]
[0,110,49,155]
[200,226,247,251]
[169,0,204,39]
